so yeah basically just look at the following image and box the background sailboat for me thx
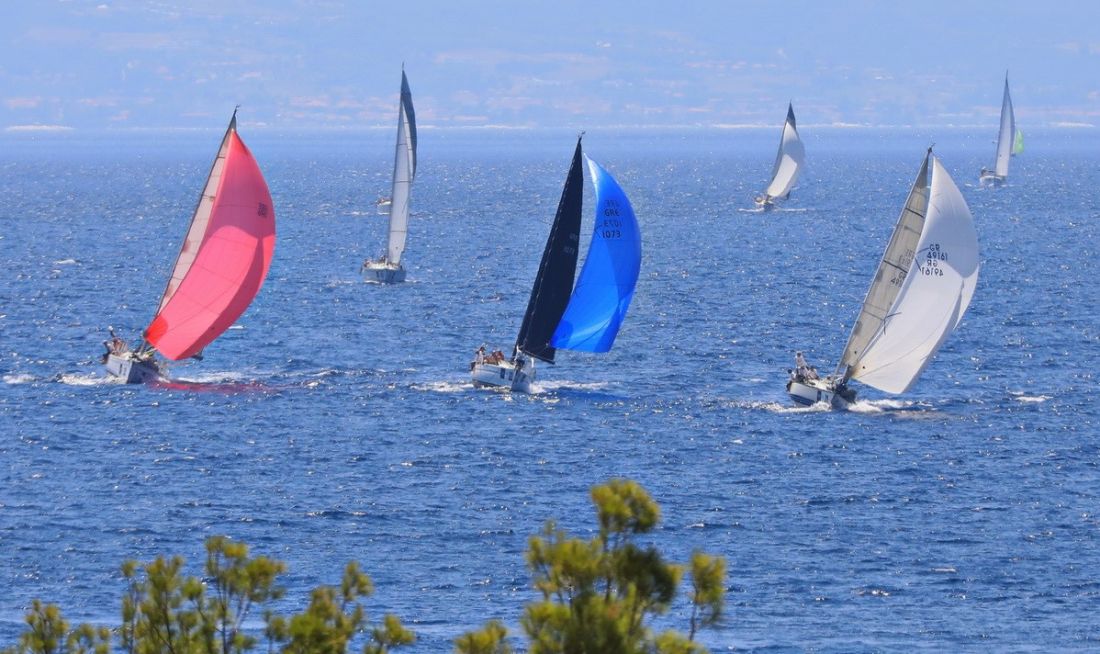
[104,110,276,383]
[980,74,1014,185]
[787,149,979,408]
[471,137,641,393]
[363,69,417,283]
[755,103,804,210]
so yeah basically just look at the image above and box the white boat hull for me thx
[471,359,533,393]
[979,170,1005,186]
[786,378,853,409]
[105,353,163,384]
[362,261,406,283]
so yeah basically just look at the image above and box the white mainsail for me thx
[991,75,1014,179]
[838,153,931,376]
[843,156,980,393]
[157,114,234,313]
[385,70,417,265]
[763,104,805,200]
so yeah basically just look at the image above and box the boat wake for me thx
[150,375,276,394]
[56,373,120,386]
[535,379,611,393]
[411,380,470,393]
[845,398,919,413]
[735,400,832,414]
[4,373,38,385]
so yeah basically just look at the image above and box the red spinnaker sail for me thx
[144,128,275,360]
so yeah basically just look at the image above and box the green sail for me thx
[1012,129,1024,156]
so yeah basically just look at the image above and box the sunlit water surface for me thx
[2,127,1098,651]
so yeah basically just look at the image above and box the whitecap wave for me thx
[53,258,78,265]
[412,380,470,393]
[3,373,36,385]
[534,379,610,392]
[1014,394,1051,404]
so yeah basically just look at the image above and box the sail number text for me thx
[601,199,624,239]
[918,243,948,277]
[890,248,915,287]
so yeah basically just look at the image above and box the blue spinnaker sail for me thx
[550,157,641,352]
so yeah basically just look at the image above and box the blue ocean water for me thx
[1,126,1098,651]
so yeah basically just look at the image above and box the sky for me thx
[2,0,1099,131]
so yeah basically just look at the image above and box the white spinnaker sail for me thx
[386,71,417,264]
[993,76,1014,178]
[849,157,980,393]
[838,153,931,375]
[764,106,804,199]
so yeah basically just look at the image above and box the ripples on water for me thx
[1,128,1098,651]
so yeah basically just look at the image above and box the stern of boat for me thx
[105,353,163,384]
[786,378,850,409]
[362,261,406,284]
[979,170,1005,187]
[471,359,534,393]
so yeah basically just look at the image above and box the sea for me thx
[1,125,1098,652]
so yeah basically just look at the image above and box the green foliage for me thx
[0,600,111,654]
[8,538,411,654]
[204,535,287,654]
[514,478,727,654]
[454,620,512,654]
[278,562,413,654]
[9,479,722,654]
[687,552,726,641]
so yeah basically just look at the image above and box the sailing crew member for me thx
[475,345,486,365]
[794,351,809,379]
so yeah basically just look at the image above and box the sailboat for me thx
[754,103,805,210]
[362,69,417,283]
[1012,129,1024,156]
[103,109,276,383]
[980,74,1014,186]
[470,136,641,393]
[787,149,979,408]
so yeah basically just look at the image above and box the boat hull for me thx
[362,261,406,283]
[786,379,852,409]
[471,360,533,393]
[979,170,1005,186]
[105,353,163,384]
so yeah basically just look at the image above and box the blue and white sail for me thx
[761,103,805,202]
[386,69,417,265]
[550,157,641,352]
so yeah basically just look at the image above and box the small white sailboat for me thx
[104,109,276,383]
[787,149,979,408]
[755,103,804,210]
[471,136,642,393]
[980,74,1014,186]
[363,69,416,283]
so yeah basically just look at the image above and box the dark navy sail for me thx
[514,138,584,363]
[400,69,417,178]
